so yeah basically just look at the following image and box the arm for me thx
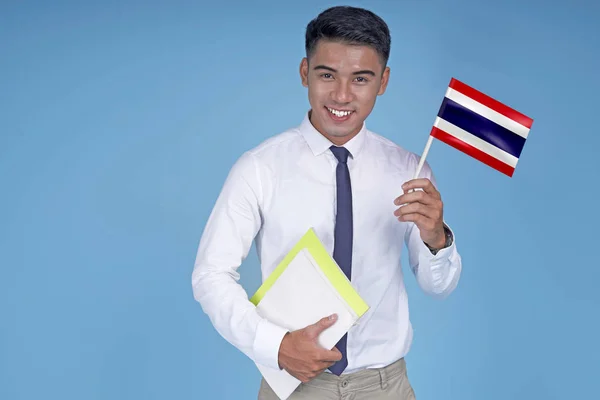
[191,151,288,370]
[396,160,462,298]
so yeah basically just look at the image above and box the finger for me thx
[395,199,442,220]
[394,202,438,220]
[308,314,337,337]
[401,178,440,198]
[398,213,437,231]
[394,189,437,207]
[309,367,328,379]
[318,348,343,363]
[315,360,336,369]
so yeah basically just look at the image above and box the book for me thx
[250,228,369,400]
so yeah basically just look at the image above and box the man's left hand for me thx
[393,178,446,249]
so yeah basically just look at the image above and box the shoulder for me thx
[221,128,301,197]
[246,128,303,160]
[229,126,303,173]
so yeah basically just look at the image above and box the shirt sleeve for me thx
[403,159,462,298]
[191,151,288,370]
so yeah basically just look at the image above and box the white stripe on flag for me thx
[445,88,530,139]
[433,117,519,168]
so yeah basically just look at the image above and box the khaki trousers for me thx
[258,358,416,400]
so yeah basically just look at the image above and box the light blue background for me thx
[1,0,599,399]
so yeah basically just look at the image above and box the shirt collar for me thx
[299,111,367,159]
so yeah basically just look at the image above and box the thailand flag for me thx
[431,78,533,177]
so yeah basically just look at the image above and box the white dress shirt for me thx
[192,112,462,374]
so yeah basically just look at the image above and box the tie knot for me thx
[330,146,350,163]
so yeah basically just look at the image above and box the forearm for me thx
[192,259,288,369]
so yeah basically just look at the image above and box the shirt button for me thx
[341,380,348,388]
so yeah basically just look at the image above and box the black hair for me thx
[305,6,391,67]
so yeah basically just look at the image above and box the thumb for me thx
[308,314,337,337]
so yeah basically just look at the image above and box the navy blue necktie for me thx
[328,145,353,376]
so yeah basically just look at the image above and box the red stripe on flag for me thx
[448,78,533,129]
[430,127,516,177]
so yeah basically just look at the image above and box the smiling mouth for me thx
[326,106,354,118]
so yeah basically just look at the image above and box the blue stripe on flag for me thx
[438,97,526,158]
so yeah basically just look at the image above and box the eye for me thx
[354,76,369,83]
[320,73,333,79]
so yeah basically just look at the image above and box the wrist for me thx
[424,225,452,254]
[278,332,290,370]
[427,231,446,249]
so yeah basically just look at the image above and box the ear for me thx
[300,58,309,87]
[377,66,390,96]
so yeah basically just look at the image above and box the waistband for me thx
[302,358,407,393]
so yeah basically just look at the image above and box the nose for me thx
[332,80,353,104]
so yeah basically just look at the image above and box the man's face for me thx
[300,40,390,145]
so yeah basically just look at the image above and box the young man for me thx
[192,6,462,399]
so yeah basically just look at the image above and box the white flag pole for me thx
[412,134,434,180]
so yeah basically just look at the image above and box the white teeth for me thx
[327,107,353,117]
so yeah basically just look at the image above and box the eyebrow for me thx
[313,65,376,76]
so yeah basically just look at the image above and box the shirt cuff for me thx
[253,318,289,370]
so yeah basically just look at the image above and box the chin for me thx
[327,128,354,138]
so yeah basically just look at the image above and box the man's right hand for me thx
[277,314,343,383]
